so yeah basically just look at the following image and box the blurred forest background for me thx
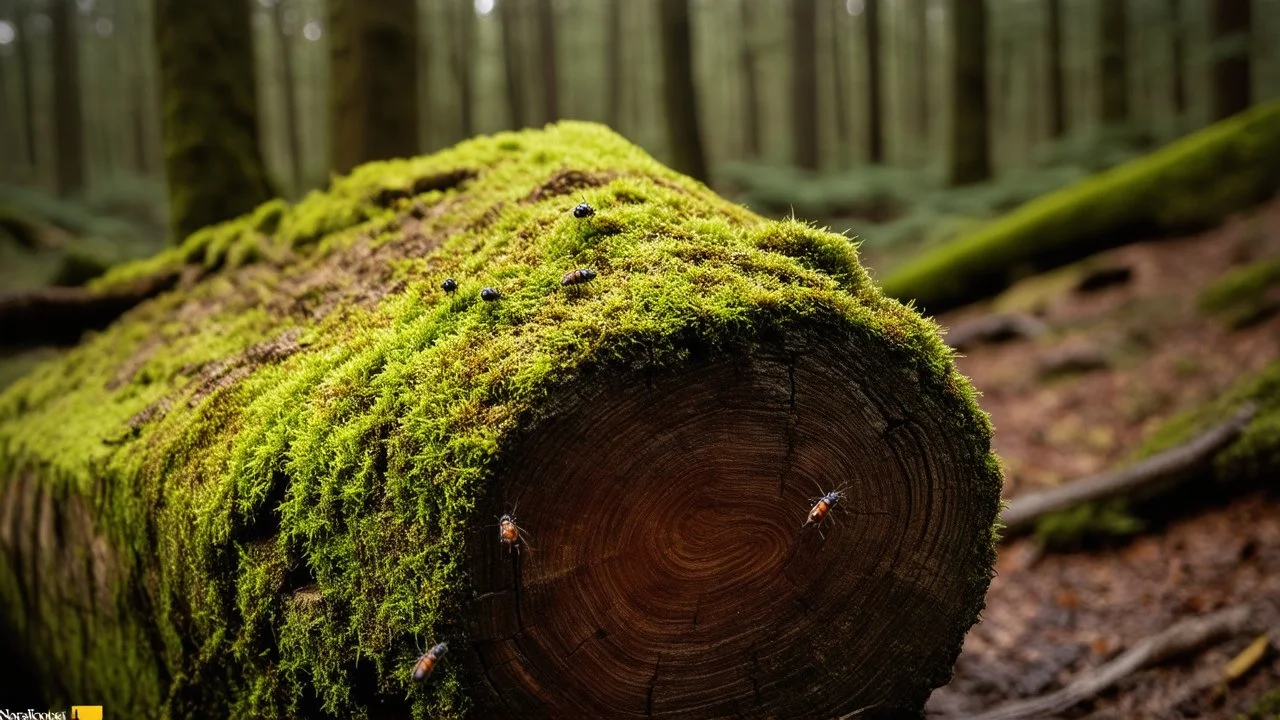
[1,0,1278,291]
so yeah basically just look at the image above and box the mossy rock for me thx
[0,123,1001,718]
[882,100,1280,313]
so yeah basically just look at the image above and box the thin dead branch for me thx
[963,605,1252,720]
[1000,403,1258,535]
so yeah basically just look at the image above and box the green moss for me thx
[882,100,1280,313]
[1240,687,1280,719]
[0,122,1000,718]
[1199,258,1280,328]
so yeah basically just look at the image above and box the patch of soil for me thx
[929,197,1280,717]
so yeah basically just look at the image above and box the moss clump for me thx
[1199,258,1280,328]
[0,122,999,718]
[882,100,1280,313]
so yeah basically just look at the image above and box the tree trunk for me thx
[0,121,1001,720]
[605,0,624,132]
[660,0,709,181]
[1099,0,1128,125]
[274,0,305,198]
[1046,0,1066,138]
[829,0,850,155]
[947,0,990,186]
[452,0,475,138]
[329,0,420,173]
[13,4,39,171]
[51,0,85,196]
[865,0,885,164]
[792,0,820,170]
[535,0,559,124]
[1168,0,1186,117]
[739,0,762,159]
[913,0,930,145]
[155,0,273,241]
[500,0,527,129]
[1210,0,1251,121]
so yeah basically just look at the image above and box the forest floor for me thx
[918,197,1280,718]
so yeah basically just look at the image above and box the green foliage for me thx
[1240,687,1280,720]
[1199,258,1280,328]
[881,100,1280,313]
[1034,499,1145,549]
[0,122,1000,718]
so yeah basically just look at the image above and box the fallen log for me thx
[0,271,181,348]
[1000,403,1258,535]
[0,123,1002,718]
[883,100,1280,313]
[962,605,1252,720]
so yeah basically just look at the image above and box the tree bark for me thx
[660,0,709,181]
[51,0,85,196]
[500,0,527,129]
[913,0,930,146]
[792,0,820,170]
[1099,0,1128,125]
[329,0,420,173]
[535,0,559,124]
[1046,0,1065,138]
[946,0,990,186]
[865,0,885,164]
[155,0,273,241]
[0,122,999,719]
[1210,0,1251,121]
[739,0,762,159]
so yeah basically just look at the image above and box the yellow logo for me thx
[70,708,103,720]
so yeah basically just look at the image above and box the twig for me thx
[1000,403,1258,535]
[946,313,1049,351]
[962,605,1252,720]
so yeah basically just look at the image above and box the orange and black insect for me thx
[412,640,448,683]
[803,488,846,536]
[499,510,532,554]
[561,268,597,286]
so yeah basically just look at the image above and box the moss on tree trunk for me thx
[0,123,1001,719]
[154,0,273,242]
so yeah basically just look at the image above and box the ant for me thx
[411,639,448,683]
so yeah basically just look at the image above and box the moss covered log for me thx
[0,123,1001,718]
[883,100,1280,313]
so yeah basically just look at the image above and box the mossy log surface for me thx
[0,123,1001,719]
[883,100,1280,313]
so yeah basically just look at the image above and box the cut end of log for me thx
[471,330,1001,717]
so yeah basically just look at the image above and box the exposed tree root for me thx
[0,271,180,348]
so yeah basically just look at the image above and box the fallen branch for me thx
[963,605,1252,720]
[946,313,1049,351]
[0,271,179,348]
[1000,403,1258,535]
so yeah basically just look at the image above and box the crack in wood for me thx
[645,655,661,718]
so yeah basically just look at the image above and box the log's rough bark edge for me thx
[0,122,1000,718]
[1000,403,1258,535]
[961,605,1252,720]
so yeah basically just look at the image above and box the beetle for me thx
[803,487,847,538]
[561,268,597,286]
[573,202,595,218]
[412,640,448,683]
[480,287,501,302]
[441,278,458,294]
[499,510,533,554]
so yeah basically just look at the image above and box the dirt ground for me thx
[922,197,1280,718]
